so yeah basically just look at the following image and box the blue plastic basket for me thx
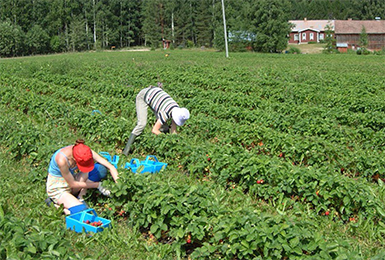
[66,208,111,233]
[99,152,119,169]
[125,155,167,174]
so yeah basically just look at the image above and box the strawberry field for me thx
[1,50,385,259]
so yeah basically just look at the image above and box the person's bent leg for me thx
[56,192,86,215]
[131,89,149,136]
[73,172,89,200]
[123,89,148,155]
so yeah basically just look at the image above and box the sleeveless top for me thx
[48,147,78,177]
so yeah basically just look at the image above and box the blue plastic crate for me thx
[99,152,119,169]
[125,155,167,174]
[66,208,111,233]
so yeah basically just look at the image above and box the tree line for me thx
[0,0,384,57]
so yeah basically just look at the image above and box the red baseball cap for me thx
[73,143,94,173]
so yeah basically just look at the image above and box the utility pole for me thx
[221,0,229,58]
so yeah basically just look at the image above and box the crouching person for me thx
[75,162,110,201]
[46,139,119,215]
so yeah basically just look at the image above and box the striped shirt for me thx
[144,87,179,124]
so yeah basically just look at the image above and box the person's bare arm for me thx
[152,119,163,135]
[57,156,98,189]
[92,151,119,182]
[170,120,177,134]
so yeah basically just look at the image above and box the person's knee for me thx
[133,124,146,135]
[138,125,146,133]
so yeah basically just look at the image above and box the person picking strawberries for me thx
[46,139,119,215]
[122,82,190,155]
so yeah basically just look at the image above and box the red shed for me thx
[162,39,171,49]
[336,43,348,53]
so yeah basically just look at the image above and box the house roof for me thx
[289,19,334,32]
[335,20,385,34]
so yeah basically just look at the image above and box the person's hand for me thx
[98,182,111,196]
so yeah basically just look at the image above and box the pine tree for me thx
[323,24,335,54]
[358,25,369,55]
[142,0,164,49]
[195,0,214,47]
[251,0,292,53]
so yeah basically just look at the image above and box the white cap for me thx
[172,107,190,126]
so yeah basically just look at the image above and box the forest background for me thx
[0,0,385,57]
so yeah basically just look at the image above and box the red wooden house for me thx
[289,19,334,44]
[334,19,385,51]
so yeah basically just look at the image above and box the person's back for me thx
[145,87,179,125]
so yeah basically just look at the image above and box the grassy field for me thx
[1,49,385,259]
[287,43,326,54]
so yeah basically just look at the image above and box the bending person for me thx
[123,84,190,155]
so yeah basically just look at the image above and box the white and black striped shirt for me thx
[144,87,179,124]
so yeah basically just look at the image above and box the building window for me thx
[310,33,314,40]
[319,33,324,40]
[302,33,306,40]
[294,34,299,41]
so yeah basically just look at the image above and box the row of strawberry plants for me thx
[0,81,133,148]
[179,112,385,182]
[0,207,81,260]
[100,169,361,259]
[137,133,385,225]
[0,73,132,116]
[0,102,72,172]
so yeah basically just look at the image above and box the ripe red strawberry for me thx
[325,211,330,216]
[186,234,192,244]
[257,180,261,184]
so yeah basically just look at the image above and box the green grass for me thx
[287,43,326,54]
